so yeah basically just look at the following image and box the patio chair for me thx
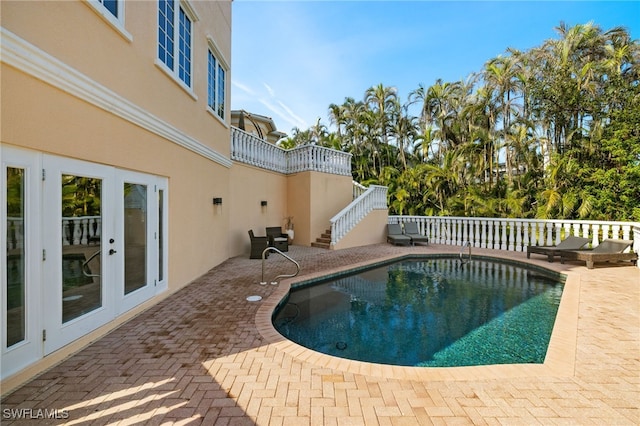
[526,235,590,262]
[248,230,272,259]
[266,226,288,252]
[387,223,411,246]
[559,239,637,269]
[403,222,429,246]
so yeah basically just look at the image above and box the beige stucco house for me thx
[1,0,387,391]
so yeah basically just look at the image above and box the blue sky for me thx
[231,1,639,135]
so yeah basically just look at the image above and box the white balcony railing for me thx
[331,185,388,245]
[230,127,352,176]
[389,215,640,259]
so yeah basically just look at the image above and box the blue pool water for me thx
[273,256,564,367]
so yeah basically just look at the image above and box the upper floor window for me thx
[207,38,229,121]
[99,0,118,17]
[86,0,131,40]
[158,0,196,88]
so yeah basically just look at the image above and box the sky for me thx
[231,1,640,135]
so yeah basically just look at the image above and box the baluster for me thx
[73,219,82,245]
[452,219,458,245]
[514,221,522,251]
[62,219,70,245]
[462,219,469,246]
[545,222,554,246]
[491,220,500,250]
[622,225,631,241]
[480,220,487,248]
[501,221,508,250]
[79,218,86,245]
[522,221,530,248]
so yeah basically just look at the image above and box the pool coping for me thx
[255,250,579,382]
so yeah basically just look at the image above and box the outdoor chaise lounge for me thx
[559,239,637,269]
[248,230,272,259]
[387,223,411,246]
[526,235,590,262]
[266,226,289,252]
[403,222,429,246]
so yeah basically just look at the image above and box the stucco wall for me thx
[228,163,288,257]
[1,0,232,155]
[287,172,353,245]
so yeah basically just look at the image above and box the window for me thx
[99,0,118,18]
[207,42,228,120]
[158,0,195,87]
[86,0,131,40]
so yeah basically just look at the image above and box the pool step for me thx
[311,229,331,249]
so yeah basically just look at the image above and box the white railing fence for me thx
[390,215,640,257]
[231,127,352,176]
[331,185,388,245]
[352,181,367,200]
[7,216,101,250]
[230,127,287,173]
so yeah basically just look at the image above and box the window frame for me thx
[85,0,132,42]
[207,36,229,123]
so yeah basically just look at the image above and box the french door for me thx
[2,149,167,376]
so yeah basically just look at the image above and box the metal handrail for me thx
[459,241,472,265]
[82,249,101,278]
[260,247,300,285]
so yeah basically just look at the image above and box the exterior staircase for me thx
[311,229,332,249]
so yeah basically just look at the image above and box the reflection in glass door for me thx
[61,175,103,323]
[6,168,25,347]
[124,183,147,294]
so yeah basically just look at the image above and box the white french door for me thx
[42,156,116,354]
[2,148,167,376]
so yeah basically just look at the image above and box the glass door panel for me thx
[124,183,147,294]
[61,175,103,323]
[6,168,25,347]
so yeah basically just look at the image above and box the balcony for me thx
[230,126,352,176]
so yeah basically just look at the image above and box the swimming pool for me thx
[272,256,564,367]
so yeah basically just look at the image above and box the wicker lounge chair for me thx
[526,235,590,262]
[559,239,637,269]
[403,222,429,246]
[248,230,272,259]
[387,223,411,246]
[266,226,288,252]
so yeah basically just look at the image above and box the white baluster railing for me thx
[330,185,388,245]
[230,127,287,173]
[7,216,102,249]
[352,181,367,200]
[390,216,640,262]
[287,144,352,176]
[231,127,352,176]
[61,216,102,246]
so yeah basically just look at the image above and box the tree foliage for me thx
[281,22,640,221]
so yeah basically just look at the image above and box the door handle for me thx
[109,249,117,255]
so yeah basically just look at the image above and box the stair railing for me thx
[330,185,388,246]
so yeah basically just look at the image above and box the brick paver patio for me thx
[1,244,638,425]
